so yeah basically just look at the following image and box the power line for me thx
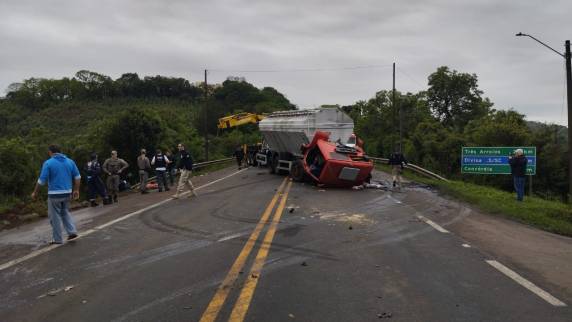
[208,64,393,73]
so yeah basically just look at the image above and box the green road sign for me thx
[461,146,536,175]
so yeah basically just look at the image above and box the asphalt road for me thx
[1,167,570,322]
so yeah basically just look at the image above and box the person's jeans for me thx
[513,176,526,201]
[48,196,77,243]
[156,170,168,191]
[87,177,107,200]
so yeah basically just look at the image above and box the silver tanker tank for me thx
[258,107,355,157]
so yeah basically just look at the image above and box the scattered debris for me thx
[376,295,383,299]
[375,265,381,268]
[183,306,193,310]
[377,312,392,319]
[64,285,74,292]
[251,273,259,279]
[348,226,353,230]
[318,189,326,192]
[289,313,295,319]
[239,271,244,274]
[81,300,88,304]
[289,208,295,213]
[301,261,308,267]
[462,244,471,248]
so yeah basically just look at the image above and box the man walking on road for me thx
[173,143,197,199]
[137,149,151,194]
[388,151,407,190]
[233,144,245,170]
[509,148,528,202]
[31,145,80,244]
[85,152,110,206]
[103,150,129,203]
[152,149,170,192]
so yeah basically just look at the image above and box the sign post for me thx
[461,147,536,175]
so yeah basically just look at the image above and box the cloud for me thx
[1,0,571,124]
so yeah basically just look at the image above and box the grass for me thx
[375,164,572,237]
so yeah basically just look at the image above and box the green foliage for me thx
[427,66,492,130]
[0,138,37,197]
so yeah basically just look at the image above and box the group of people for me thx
[31,143,198,244]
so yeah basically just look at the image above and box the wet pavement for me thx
[0,166,570,321]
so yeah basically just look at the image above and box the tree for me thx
[427,66,492,130]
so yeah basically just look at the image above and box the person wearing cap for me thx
[31,144,80,244]
[137,149,151,194]
[151,149,170,192]
[509,148,528,202]
[103,150,129,202]
[85,152,110,206]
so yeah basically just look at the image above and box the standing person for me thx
[103,150,129,203]
[31,145,80,244]
[137,149,151,194]
[388,152,408,189]
[152,149,170,192]
[165,150,176,187]
[509,148,528,202]
[233,145,245,170]
[173,143,197,199]
[85,152,110,206]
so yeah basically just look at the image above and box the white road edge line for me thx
[486,260,567,307]
[0,168,248,272]
[417,215,449,233]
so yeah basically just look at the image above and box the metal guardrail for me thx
[368,157,449,182]
[131,157,234,189]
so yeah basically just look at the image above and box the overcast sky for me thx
[1,0,571,124]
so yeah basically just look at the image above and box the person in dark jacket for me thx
[388,152,407,189]
[509,148,528,202]
[152,149,170,192]
[233,145,245,169]
[172,143,197,199]
[85,153,110,206]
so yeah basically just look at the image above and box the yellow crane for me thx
[217,113,266,129]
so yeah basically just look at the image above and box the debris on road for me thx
[81,300,88,304]
[301,261,308,267]
[183,306,193,310]
[64,285,74,292]
[348,225,353,230]
[377,312,392,319]
[289,208,295,213]
[251,273,259,279]
[289,313,295,319]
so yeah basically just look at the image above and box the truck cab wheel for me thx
[290,160,305,182]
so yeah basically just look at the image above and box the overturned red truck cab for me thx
[256,107,374,187]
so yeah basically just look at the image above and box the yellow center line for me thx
[199,178,288,322]
[229,180,293,322]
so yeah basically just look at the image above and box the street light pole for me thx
[516,33,572,201]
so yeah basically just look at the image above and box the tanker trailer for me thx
[257,107,374,187]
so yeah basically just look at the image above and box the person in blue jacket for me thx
[31,145,81,244]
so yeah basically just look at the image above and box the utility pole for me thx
[566,40,572,202]
[516,33,572,201]
[392,62,396,154]
[204,69,209,161]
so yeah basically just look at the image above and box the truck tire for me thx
[290,160,305,182]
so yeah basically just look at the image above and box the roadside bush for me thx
[0,138,38,198]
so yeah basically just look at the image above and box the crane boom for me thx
[217,113,266,129]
